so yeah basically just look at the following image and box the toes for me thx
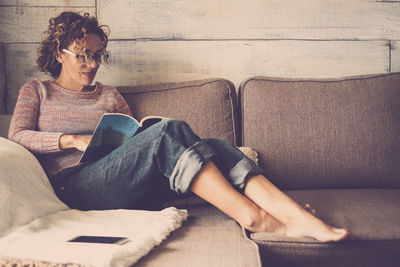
[304,204,317,215]
[332,229,353,242]
[304,203,311,211]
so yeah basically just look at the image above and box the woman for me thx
[9,11,350,242]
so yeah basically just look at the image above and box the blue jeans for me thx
[51,119,263,210]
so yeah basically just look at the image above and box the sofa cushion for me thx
[240,73,400,189]
[136,204,262,267]
[0,137,68,236]
[250,189,400,267]
[118,78,238,145]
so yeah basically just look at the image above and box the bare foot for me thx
[245,205,350,242]
[304,203,316,215]
[245,209,286,235]
[284,211,351,242]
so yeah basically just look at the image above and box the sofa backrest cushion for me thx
[240,73,400,190]
[118,78,238,145]
[0,115,11,138]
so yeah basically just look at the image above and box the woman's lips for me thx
[81,71,95,79]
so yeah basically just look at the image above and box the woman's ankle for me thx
[240,209,285,234]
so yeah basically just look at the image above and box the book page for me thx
[79,114,139,163]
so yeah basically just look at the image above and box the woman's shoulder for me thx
[95,81,117,91]
[94,81,121,95]
[20,79,44,88]
[19,79,50,94]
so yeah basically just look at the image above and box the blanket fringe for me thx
[0,257,84,267]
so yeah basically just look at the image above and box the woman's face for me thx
[56,33,103,91]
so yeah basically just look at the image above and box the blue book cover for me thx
[79,113,165,163]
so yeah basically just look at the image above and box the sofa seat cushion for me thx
[135,204,262,267]
[250,189,400,267]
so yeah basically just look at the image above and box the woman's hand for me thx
[59,134,91,151]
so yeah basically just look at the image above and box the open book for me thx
[79,113,166,163]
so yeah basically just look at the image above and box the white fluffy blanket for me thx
[0,207,188,267]
[0,137,188,266]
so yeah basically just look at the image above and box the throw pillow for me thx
[0,137,68,236]
[238,146,259,165]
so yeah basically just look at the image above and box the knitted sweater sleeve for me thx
[114,88,133,116]
[8,80,63,154]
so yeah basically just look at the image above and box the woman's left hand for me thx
[59,134,91,151]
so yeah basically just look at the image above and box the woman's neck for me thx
[54,76,91,92]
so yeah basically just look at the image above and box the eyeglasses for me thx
[62,49,109,65]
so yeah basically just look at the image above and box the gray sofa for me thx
[0,73,399,266]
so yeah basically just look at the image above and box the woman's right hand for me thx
[59,134,91,152]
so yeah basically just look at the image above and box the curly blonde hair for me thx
[37,12,109,79]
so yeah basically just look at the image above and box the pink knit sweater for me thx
[8,79,132,178]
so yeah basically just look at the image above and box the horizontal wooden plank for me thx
[98,0,400,40]
[0,6,96,43]
[0,0,94,6]
[391,40,400,72]
[5,40,389,113]
[96,40,389,87]
[5,43,49,114]
[0,44,5,114]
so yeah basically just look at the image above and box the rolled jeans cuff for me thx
[169,140,215,194]
[229,157,264,192]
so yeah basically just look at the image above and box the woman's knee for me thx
[162,119,199,143]
[163,119,191,131]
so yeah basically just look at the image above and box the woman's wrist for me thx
[59,134,90,151]
[59,134,73,150]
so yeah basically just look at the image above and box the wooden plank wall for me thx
[1,0,400,114]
